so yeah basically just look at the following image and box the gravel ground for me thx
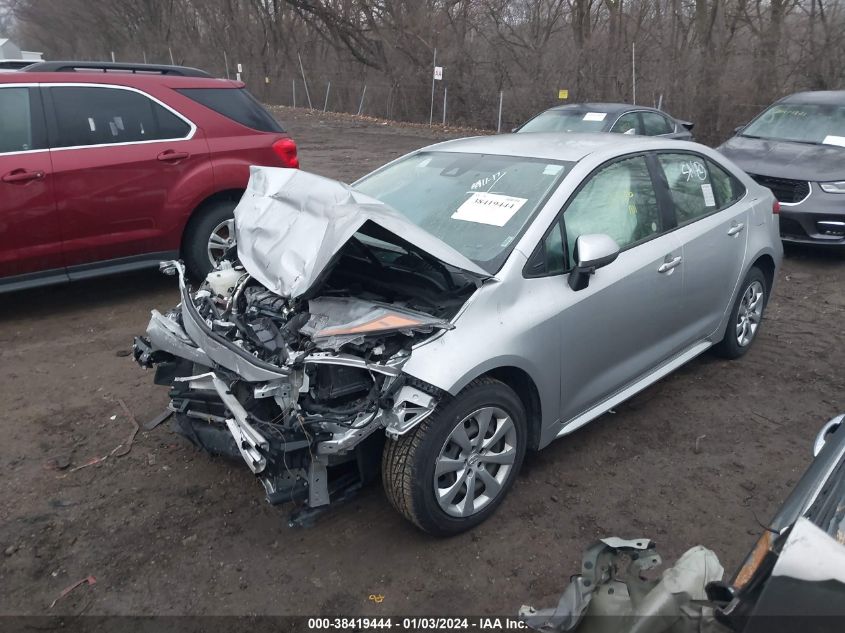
[1,107,844,617]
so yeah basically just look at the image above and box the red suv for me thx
[0,61,299,290]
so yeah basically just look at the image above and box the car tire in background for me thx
[382,377,527,535]
[182,199,238,279]
[714,266,768,360]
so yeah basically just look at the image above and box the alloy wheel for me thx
[207,218,236,267]
[736,280,764,347]
[434,406,518,518]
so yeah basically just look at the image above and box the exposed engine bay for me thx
[133,168,487,524]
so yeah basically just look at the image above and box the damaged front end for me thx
[133,168,487,524]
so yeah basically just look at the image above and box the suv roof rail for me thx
[21,61,213,78]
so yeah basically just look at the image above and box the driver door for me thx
[550,155,687,423]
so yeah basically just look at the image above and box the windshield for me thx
[353,151,572,272]
[518,110,610,133]
[742,103,845,146]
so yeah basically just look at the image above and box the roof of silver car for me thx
[423,132,668,163]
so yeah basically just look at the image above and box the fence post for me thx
[357,84,367,115]
[169,47,174,65]
[323,81,331,112]
[142,51,147,64]
[442,87,447,126]
[223,51,230,80]
[429,47,437,126]
[497,91,503,133]
[298,53,313,110]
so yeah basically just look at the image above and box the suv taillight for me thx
[272,138,299,168]
[772,200,780,214]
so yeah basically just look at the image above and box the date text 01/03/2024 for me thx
[306,617,527,630]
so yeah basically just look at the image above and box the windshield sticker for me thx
[701,184,716,207]
[583,112,607,122]
[543,164,564,176]
[452,192,528,227]
[822,135,845,148]
[681,160,708,181]
[470,171,506,191]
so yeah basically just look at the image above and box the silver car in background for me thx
[134,133,782,535]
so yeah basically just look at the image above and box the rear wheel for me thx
[714,267,768,359]
[182,199,238,279]
[382,377,527,535]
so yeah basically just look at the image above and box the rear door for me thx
[44,84,210,270]
[654,152,749,343]
[641,111,688,140]
[0,84,63,281]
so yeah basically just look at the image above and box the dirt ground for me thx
[2,107,844,618]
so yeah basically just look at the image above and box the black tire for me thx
[182,199,237,280]
[714,266,768,360]
[382,377,528,536]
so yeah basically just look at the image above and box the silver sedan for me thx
[134,133,783,535]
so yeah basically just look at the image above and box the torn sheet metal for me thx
[773,517,845,584]
[301,296,453,351]
[234,167,490,298]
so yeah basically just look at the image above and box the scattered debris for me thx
[694,434,707,454]
[5,544,18,557]
[49,575,97,609]
[115,349,132,357]
[144,409,173,431]
[59,398,140,477]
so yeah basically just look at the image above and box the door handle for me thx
[727,222,745,236]
[2,169,44,183]
[658,255,682,273]
[157,150,190,162]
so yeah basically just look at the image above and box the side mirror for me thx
[511,126,521,133]
[569,234,620,291]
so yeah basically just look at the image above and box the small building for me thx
[0,37,43,61]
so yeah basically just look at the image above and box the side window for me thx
[641,112,674,135]
[49,87,191,148]
[610,113,640,135]
[0,87,45,153]
[540,219,567,275]
[563,156,660,268]
[657,153,719,224]
[707,158,746,208]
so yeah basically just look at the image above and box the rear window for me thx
[178,88,283,133]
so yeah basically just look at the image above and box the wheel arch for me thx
[179,189,244,257]
[483,366,543,451]
[750,253,776,298]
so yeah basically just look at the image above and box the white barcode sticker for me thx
[701,184,716,207]
[452,192,527,227]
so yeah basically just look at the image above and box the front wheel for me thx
[714,267,768,359]
[382,377,527,535]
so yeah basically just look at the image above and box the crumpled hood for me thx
[719,135,845,181]
[234,167,491,298]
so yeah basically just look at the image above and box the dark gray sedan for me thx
[719,90,845,245]
[515,103,694,140]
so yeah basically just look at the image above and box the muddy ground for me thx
[2,107,844,617]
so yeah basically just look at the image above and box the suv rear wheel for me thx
[382,377,527,535]
[182,199,238,279]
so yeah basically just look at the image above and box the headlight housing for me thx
[820,180,845,193]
